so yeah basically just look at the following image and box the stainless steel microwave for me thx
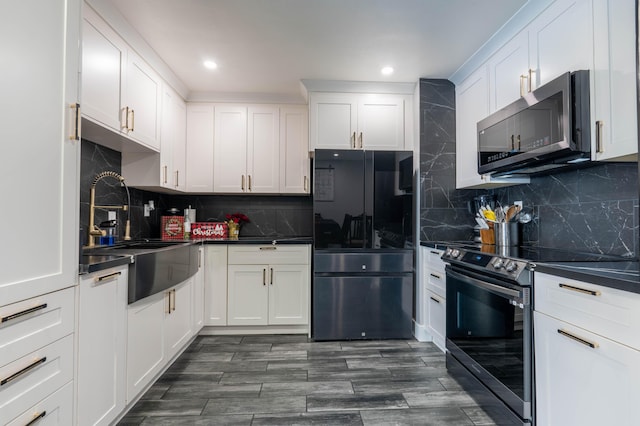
[477,70,591,176]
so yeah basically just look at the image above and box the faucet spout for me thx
[87,171,131,247]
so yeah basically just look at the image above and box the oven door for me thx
[446,264,532,421]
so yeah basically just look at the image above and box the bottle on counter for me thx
[183,207,191,240]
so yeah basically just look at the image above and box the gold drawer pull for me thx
[1,357,47,386]
[96,271,122,283]
[559,283,601,296]
[557,329,599,349]
[25,410,47,426]
[1,304,48,323]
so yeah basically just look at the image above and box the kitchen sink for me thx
[85,240,199,303]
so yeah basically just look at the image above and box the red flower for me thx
[225,213,250,224]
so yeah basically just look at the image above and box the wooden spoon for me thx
[505,205,521,222]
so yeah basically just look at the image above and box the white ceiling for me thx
[109,0,527,102]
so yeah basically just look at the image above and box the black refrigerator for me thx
[312,149,414,340]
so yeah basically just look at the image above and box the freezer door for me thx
[314,250,413,274]
[312,275,413,340]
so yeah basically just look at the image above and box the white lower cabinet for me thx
[204,246,229,326]
[425,290,446,352]
[422,248,446,351]
[7,381,73,426]
[534,271,640,425]
[126,278,193,403]
[534,311,640,426]
[226,245,310,328]
[77,267,128,426]
[192,247,205,331]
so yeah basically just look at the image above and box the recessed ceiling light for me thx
[381,66,394,76]
[203,60,218,70]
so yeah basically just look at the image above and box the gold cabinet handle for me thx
[262,268,266,286]
[25,410,47,426]
[558,283,601,296]
[528,68,534,92]
[172,289,176,312]
[175,170,179,188]
[358,132,363,149]
[241,175,245,191]
[517,135,521,151]
[429,250,440,255]
[70,103,80,140]
[1,303,48,324]
[121,106,129,130]
[270,267,274,285]
[129,109,135,131]
[596,120,604,153]
[520,74,527,97]
[1,357,47,386]
[557,329,599,348]
[96,271,121,283]
[248,175,252,192]
[352,132,356,149]
[510,134,515,150]
[303,176,308,192]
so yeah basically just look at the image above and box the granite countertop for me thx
[533,260,640,294]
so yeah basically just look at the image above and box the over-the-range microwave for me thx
[477,70,592,176]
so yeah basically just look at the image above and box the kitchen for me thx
[2,0,639,425]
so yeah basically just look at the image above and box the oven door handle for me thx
[447,268,523,302]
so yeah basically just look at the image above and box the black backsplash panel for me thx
[80,140,313,242]
[419,78,639,257]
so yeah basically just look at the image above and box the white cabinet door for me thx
[77,267,127,426]
[528,0,593,89]
[204,245,228,326]
[592,0,638,161]
[123,50,162,150]
[227,265,269,326]
[426,290,446,352]
[268,264,310,325]
[81,5,125,132]
[280,106,310,194]
[7,382,72,426]
[309,93,358,150]
[186,104,215,192]
[1,0,79,306]
[165,280,193,359]
[247,106,280,193]
[158,86,175,189]
[357,95,404,150]
[488,30,530,112]
[455,66,529,189]
[126,292,165,402]
[173,94,187,191]
[192,247,205,331]
[535,311,640,426]
[213,106,248,192]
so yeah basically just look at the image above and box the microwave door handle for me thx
[447,268,522,301]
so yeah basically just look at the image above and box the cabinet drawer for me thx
[228,244,310,265]
[426,290,446,352]
[535,272,640,350]
[0,287,74,368]
[424,249,445,271]
[6,381,72,426]
[425,267,445,298]
[0,334,73,422]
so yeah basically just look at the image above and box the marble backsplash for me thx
[80,140,313,243]
[419,78,639,257]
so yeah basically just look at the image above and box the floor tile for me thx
[195,335,244,344]
[220,369,308,384]
[352,377,445,395]
[403,390,479,408]
[307,393,409,412]
[307,349,383,360]
[346,357,426,369]
[241,334,309,344]
[156,372,223,385]
[266,358,347,371]
[260,380,354,396]
[198,343,272,353]
[340,341,413,350]
[162,383,261,399]
[388,366,448,379]
[126,399,208,417]
[271,341,342,352]
[252,411,363,425]
[175,351,234,362]
[202,395,307,415]
[117,415,145,426]
[379,346,443,358]
[139,415,253,425]
[307,368,392,381]
[140,383,170,400]
[360,407,476,425]
[166,360,267,373]
[231,350,307,361]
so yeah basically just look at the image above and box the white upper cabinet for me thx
[185,104,215,192]
[247,106,280,193]
[591,0,638,161]
[2,0,80,306]
[82,5,161,151]
[488,30,530,112]
[310,92,409,151]
[279,106,310,194]
[213,105,249,193]
[455,66,529,189]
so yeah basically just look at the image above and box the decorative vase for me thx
[228,221,239,240]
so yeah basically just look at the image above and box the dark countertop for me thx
[533,261,640,294]
[201,236,313,245]
[79,254,133,275]
[420,241,470,251]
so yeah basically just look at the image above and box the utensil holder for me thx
[494,222,520,246]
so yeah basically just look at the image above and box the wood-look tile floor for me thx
[118,335,499,425]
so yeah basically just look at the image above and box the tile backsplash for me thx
[419,78,639,257]
[80,140,313,242]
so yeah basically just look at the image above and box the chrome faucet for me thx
[88,171,131,247]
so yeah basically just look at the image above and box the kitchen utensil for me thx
[517,212,532,224]
[476,217,489,229]
[482,209,496,222]
[505,205,520,222]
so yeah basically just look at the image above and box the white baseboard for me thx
[412,321,433,342]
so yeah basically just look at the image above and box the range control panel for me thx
[442,247,531,285]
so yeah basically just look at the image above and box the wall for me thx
[419,78,639,257]
[80,140,313,242]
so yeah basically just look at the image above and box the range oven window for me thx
[446,265,532,420]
